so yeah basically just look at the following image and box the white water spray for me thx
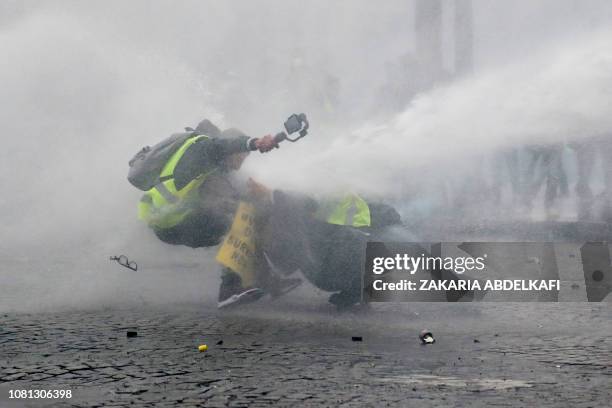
[249,27,612,198]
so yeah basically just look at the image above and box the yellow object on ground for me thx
[198,344,208,352]
[216,202,257,287]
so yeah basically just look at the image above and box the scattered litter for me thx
[198,344,208,352]
[473,339,480,343]
[351,336,363,342]
[419,330,435,344]
[110,255,138,271]
[216,340,223,345]
[126,331,138,338]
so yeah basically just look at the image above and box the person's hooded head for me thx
[194,118,221,137]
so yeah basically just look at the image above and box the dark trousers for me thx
[153,211,231,248]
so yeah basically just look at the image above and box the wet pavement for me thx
[1,302,610,407]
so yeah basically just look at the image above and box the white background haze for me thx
[1,0,611,311]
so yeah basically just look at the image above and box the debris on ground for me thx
[352,336,363,342]
[126,331,138,338]
[110,255,138,271]
[216,340,223,345]
[419,330,435,344]
[198,344,208,352]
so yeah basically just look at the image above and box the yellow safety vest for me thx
[137,135,215,229]
[316,193,371,227]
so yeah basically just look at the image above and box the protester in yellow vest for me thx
[134,119,280,307]
[138,119,278,245]
[259,190,401,309]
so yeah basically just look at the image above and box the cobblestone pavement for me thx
[1,302,610,407]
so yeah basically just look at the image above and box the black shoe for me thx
[217,271,264,309]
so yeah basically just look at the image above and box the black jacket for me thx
[173,135,253,190]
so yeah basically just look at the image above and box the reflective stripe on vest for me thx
[138,135,214,228]
[317,193,371,227]
[154,182,178,203]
